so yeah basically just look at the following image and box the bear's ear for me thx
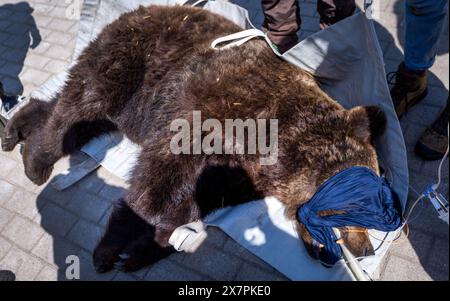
[347,106,387,143]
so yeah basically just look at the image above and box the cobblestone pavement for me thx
[0,0,448,281]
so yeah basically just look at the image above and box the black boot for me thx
[0,81,21,135]
[388,62,428,118]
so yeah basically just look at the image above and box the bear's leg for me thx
[93,198,174,273]
[94,151,204,272]
[20,76,118,185]
[22,115,115,185]
[93,198,151,273]
[113,229,174,272]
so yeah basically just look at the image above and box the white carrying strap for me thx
[211,28,282,56]
[169,220,208,253]
[211,0,376,55]
[179,0,262,47]
[176,0,208,7]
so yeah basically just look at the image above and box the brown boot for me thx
[318,0,356,29]
[388,62,428,118]
[415,100,449,161]
[261,0,300,54]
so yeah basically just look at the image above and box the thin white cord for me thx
[404,197,424,224]
[405,194,426,222]
[368,122,449,244]
[404,183,425,224]
[323,120,449,268]
[432,123,449,191]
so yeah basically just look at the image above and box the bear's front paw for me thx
[113,237,174,273]
[93,244,122,273]
[23,155,53,186]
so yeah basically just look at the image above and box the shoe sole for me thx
[414,141,446,161]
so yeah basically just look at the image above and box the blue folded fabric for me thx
[297,166,403,265]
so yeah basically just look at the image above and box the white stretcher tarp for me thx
[32,0,408,281]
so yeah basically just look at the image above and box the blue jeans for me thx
[404,0,448,71]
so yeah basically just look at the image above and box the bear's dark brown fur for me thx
[2,5,386,272]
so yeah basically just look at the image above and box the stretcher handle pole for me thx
[364,0,375,19]
[333,228,370,281]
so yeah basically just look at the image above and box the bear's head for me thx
[283,105,388,263]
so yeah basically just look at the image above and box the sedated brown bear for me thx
[1,5,387,273]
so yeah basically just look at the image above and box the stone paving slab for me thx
[0,0,448,281]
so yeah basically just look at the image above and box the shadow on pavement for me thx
[35,153,124,280]
[34,152,286,281]
[0,2,41,95]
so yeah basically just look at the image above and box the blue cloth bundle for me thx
[297,166,403,265]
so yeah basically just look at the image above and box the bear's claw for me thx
[113,260,126,271]
[24,164,53,186]
[1,134,19,152]
[112,253,145,272]
[93,245,122,274]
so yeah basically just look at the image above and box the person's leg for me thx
[317,0,356,29]
[390,0,448,117]
[404,0,448,71]
[261,0,301,53]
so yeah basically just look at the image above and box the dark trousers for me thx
[262,0,356,52]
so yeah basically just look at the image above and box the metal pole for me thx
[332,228,370,281]
[364,0,374,19]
